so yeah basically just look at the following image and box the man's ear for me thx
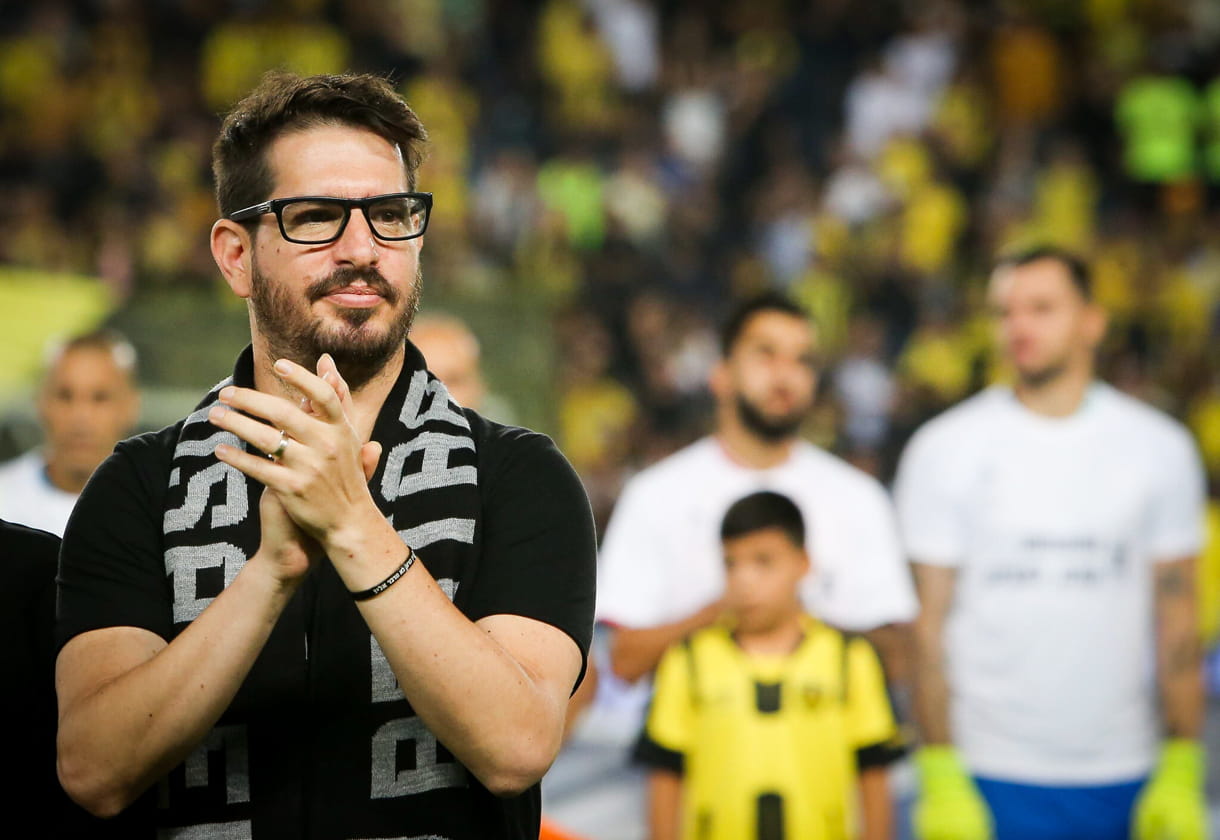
[1083,301,1109,349]
[211,219,253,298]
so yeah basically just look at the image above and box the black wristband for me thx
[350,548,416,601]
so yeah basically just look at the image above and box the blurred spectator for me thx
[897,170,967,276]
[989,9,1065,129]
[1030,139,1101,252]
[833,312,897,456]
[405,63,479,235]
[753,156,820,285]
[897,300,979,407]
[844,54,929,161]
[587,0,659,93]
[538,142,608,251]
[411,313,489,410]
[471,148,542,259]
[661,13,728,176]
[1204,73,1220,181]
[822,146,893,228]
[604,145,670,251]
[537,0,619,132]
[411,311,521,426]
[0,328,139,536]
[555,306,639,509]
[1115,72,1200,184]
[200,14,349,109]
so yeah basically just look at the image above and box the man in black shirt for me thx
[55,71,596,839]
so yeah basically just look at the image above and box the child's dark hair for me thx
[720,490,806,546]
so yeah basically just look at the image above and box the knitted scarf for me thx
[155,342,488,837]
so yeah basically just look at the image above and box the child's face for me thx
[722,527,811,633]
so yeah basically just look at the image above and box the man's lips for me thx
[322,286,384,308]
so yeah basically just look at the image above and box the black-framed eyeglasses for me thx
[227,192,432,244]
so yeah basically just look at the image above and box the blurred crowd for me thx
[3,0,1220,539]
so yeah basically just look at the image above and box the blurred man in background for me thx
[895,247,1207,840]
[0,329,140,536]
[411,313,488,410]
[596,291,917,743]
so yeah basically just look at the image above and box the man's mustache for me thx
[307,268,398,304]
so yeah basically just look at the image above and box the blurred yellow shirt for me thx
[641,618,901,840]
[899,324,975,402]
[900,182,967,275]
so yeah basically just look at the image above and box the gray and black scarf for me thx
[151,342,510,838]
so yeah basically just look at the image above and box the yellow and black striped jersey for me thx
[636,616,903,840]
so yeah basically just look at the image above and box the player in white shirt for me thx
[895,247,1207,840]
[0,329,140,536]
[597,291,918,718]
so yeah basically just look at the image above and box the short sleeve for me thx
[893,424,967,567]
[844,636,903,768]
[56,429,177,652]
[816,480,918,629]
[634,642,693,773]
[595,475,670,628]
[1145,427,1207,561]
[463,419,597,686]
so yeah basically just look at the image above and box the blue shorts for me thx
[973,775,1147,840]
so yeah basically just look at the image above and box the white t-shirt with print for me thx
[894,384,1206,784]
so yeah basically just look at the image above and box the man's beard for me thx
[1014,358,1068,390]
[250,261,420,392]
[735,392,807,443]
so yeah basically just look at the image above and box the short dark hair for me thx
[994,245,1092,300]
[212,71,429,220]
[720,291,810,356]
[720,490,806,547]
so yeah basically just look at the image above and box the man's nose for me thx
[777,356,810,383]
[64,397,100,427]
[332,210,381,266]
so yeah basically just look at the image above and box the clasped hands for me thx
[208,355,384,584]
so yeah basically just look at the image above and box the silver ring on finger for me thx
[269,428,290,461]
